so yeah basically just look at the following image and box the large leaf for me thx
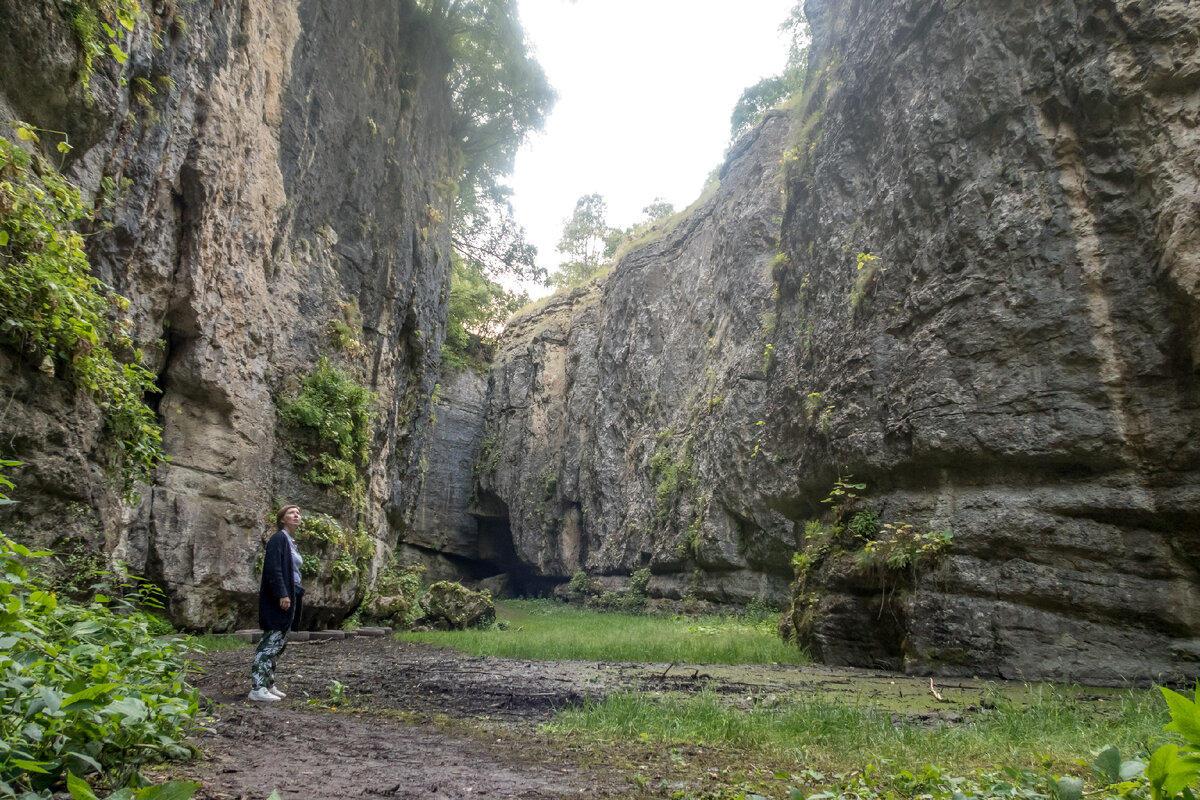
[102,696,148,723]
[1163,688,1200,748]
[67,771,100,800]
[1094,746,1122,783]
[1054,776,1084,800]
[62,683,120,708]
[133,781,200,800]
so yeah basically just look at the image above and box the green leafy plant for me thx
[856,523,953,572]
[292,513,372,588]
[327,679,347,706]
[1148,687,1200,800]
[64,0,141,88]
[0,129,166,499]
[278,358,374,503]
[847,510,880,540]
[566,569,599,604]
[0,471,200,798]
[820,475,866,508]
[850,251,883,310]
[325,301,364,359]
[649,430,694,528]
[630,568,651,597]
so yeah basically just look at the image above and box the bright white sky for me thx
[509,0,796,298]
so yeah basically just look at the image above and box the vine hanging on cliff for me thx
[0,126,165,500]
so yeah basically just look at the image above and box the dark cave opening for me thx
[471,489,559,597]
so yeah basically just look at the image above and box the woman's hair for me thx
[276,505,300,528]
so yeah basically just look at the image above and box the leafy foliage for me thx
[729,3,809,141]
[442,254,528,372]
[1149,687,1200,800]
[421,0,554,356]
[649,430,695,529]
[546,193,624,291]
[0,129,165,500]
[0,474,199,798]
[278,358,374,503]
[63,0,141,88]
[292,513,374,588]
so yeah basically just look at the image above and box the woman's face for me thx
[282,506,302,531]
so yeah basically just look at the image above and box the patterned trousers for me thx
[251,629,288,690]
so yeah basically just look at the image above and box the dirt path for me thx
[177,636,1025,799]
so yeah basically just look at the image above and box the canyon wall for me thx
[0,0,453,628]
[475,0,1200,684]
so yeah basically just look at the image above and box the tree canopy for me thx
[546,193,624,291]
[420,0,555,367]
[729,3,809,142]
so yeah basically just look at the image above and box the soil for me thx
[173,636,1048,800]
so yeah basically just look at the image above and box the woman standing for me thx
[249,505,304,702]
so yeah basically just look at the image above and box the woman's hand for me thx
[280,596,291,611]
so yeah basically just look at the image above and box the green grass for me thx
[188,633,251,651]
[546,684,1170,776]
[396,599,805,665]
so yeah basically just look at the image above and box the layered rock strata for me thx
[475,0,1200,683]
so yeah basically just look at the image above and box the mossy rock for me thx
[419,581,495,630]
[366,593,416,628]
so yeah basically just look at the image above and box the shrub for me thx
[629,567,651,597]
[278,358,374,502]
[0,486,200,795]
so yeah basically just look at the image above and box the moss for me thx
[649,434,695,530]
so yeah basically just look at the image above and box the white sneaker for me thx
[267,686,286,699]
[248,687,280,702]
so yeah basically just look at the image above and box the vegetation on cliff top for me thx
[423,0,555,370]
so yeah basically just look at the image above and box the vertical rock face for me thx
[478,112,797,605]
[407,369,493,576]
[477,0,1200,683]
[0,0,453,629]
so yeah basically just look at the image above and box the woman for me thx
[249,504,304,702]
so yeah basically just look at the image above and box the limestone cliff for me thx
[475,0,1200,684]
[0,0,453,628]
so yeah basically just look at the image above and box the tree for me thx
[640,198,675,225]
[420,0,555,364]
[730,76,789,142]
[546,193,621,291]
[443,253,528,371]
[729,3,810,142]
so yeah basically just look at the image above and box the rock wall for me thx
[476,0,1200,683]
[0,0,454,629]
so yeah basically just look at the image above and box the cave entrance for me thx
[470,489,557,596]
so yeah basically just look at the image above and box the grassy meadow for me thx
[396,598,803,664]
[396,598,1179,798]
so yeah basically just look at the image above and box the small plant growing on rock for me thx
[567,569,599,603]
[278,358,374,504]
[850,251,883,310]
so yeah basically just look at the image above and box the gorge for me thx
[1,0,1198,686]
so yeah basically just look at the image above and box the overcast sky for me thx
[508,0,796,297]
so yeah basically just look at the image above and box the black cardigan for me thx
[258,529,297,631]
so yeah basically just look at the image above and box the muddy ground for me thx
[175,636,1046,800]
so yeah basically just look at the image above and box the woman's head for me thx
[276,505,301,530]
